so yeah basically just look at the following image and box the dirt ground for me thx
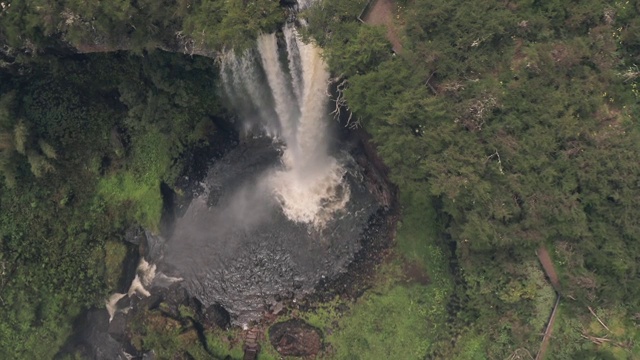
[537,246,560,291]
[363,0,403,54]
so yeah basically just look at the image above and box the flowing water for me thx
[109,24,381,326]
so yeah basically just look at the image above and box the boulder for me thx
[204,303,231,330]
[269,319,322,357]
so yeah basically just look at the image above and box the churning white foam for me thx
[106,293,126,322]
[270,155,351,228]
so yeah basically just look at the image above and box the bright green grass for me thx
[205,328,245,359]
[290,190,453,359]
[98,172,163,230]
[97,130,172,230]
[453,331,488,360]
[326,280,448,359]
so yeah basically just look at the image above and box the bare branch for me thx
[588,306,611,332]
[486,150,504,175]
[580,333,611,345]
[425,72,437,94]
[328,76,359,129]
[622,65,640,83]
[507,348,534,360]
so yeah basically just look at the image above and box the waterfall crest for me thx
[221,26,349,228]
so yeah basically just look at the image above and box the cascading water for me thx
[222,26,350,228]
[109,18,382,327]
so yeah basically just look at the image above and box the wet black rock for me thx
[153,137,380,325]
[203,303,231,330]
[55,309,135,360]
[108,312,128,343]
[116,243,140,294]
[124,226,146,245]
[115,295,131,309]
[269,319,323,357]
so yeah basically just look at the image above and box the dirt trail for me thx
[536,296,560,360]
[536,247,561,292]
[362,0,403,54]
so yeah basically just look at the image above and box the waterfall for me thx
[103,3,381,326]
[283,24,304,109]
[256,33,299,149]
[220,27,350,228]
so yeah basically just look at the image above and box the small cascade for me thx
[105,257,182,322]
[106,293,126,322]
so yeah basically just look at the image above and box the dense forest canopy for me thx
[1,0,640,359]
[0,51,227,357]
[307,0,640,357]
[307,0,640,299]
[0,0,284,51]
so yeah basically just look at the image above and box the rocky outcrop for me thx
[269,319,322,357]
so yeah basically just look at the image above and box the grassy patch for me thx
[98,129,173,230]
[325,280,447,359]
[98,172,163,230]
[204,327,244,359]
[529,262,557,335]
[395,191,451,289]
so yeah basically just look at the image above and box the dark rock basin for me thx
[148,136,381,325]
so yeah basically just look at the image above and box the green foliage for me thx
[0,0,286,51]
[395,191,450,287]
[329,284,439,359]
[310,0,640,357]
[0,49,224,358]
[98,129,171,230]
[324,25,392,76]
[129,308,213,360]
[301,0,367,49]
[0,89,63,184]
[12,120,27,154]
[104,241,129,291]
[96,50,221,229]
[38,139,58,160]
[205,328,245,359]
[548,305,640,360]
[452,332,488,360]
[184,0,284,50]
